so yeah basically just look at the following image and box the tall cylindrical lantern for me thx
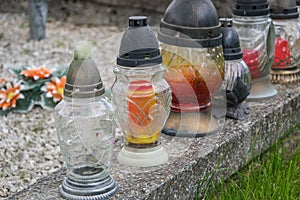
[158,0,225,137]
[232,0,278,99]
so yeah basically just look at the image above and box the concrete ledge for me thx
[8,82,300,200]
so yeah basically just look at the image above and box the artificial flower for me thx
[20,66,52,80]
[0,80,24,110]
[41,76,66,102]
[0,78,7,87]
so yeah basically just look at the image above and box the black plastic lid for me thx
[270,0,299,19]
[233,0,270,16]
[158,0,222,48]
[117,16,162,67]
[220,18,243,60]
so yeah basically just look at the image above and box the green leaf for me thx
[9,66,26,77]
[14,98,35,113]
[0,109,11,116]
[39,94,58,110]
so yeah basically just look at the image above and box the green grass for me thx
[200,141,300,200]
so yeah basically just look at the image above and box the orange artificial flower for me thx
[20,66,52,80]
[0,81,24,110]
[42,76,66,102]
[0,78,7,87]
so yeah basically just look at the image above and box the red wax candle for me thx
[164,65,214,112]
[272,37,291,69]
[127,80,156,127]
[243,49,259,79]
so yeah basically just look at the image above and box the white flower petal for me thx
[14,90,20,95]
[46,92,53,98]
[19,93,25,99]
[53,98,59,102]
[41,86,47,92]
[33,75,39,80]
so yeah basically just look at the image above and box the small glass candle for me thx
[112,16,171,167]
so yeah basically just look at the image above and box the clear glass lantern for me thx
[269,0,300,84]
[158,0,225,137]
[220,18,252,120]
[54,43,117,199]
[232,0,278,99]
[111,16,171,167]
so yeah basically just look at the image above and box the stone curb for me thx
[8,82,300,200]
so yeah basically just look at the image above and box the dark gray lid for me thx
[117,16,162,67]
[158,0,222,48]
[233,0,270,16]
[220,18,243,60]
[64,42,105,98]
[270,0,299,19]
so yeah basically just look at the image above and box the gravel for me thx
[0,12,122,198]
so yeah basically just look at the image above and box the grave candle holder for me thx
[158,0,225,137]
[220,18,252,120]
[54,42,118,199]
[269,0,300,84]
[111,16,171,167]
[232,0,278,99]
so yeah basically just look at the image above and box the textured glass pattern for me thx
[54,97,114,181]
[160,44,225,112]
[224,59,252,92]
[272,19,300,69]
[111,65,171,145]
[232,16,274,79]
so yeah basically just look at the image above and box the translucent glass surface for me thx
[54,96,114,181]
[232,16,274,80]
[160,44,225,112]
[224,59,252,92]
[272,18,300,69]
[111,64,171,145]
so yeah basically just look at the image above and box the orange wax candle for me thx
[126,80,159,144]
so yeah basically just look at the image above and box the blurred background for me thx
[0,0,234,26]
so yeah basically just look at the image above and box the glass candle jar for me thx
[112,16,171,167]
[158,0,225,137]
[161,44,225,113]
[54,42,117,199]
[112,65,171,146]
[232,0,277,99]
[269,0,300,84]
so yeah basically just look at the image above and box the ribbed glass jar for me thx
[111,64,171,146]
